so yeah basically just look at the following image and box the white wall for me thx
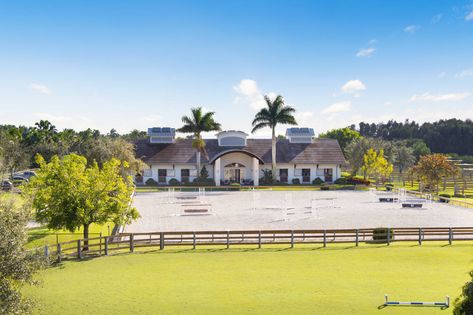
[143,163,214,184]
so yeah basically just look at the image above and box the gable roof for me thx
[135,138,346,165]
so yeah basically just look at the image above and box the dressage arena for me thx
[125,189,473,232]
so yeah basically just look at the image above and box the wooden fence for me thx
[40,227,473,262]
[393,187,473,209]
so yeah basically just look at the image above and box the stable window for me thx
[279,169,288,183]
[324,168,333,183]
[181,169,190,183]
[302,168,311,183]
[158,169,167,184]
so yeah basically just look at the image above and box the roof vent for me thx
[286,127,314,143]
[217,130,248,147]
[148,127,176,144]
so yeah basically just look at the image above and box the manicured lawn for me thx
[26,242,473,314]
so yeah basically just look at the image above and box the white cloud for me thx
[368,39,377,45]
[143,115,162,123]
[466,10,473,21]
[438,71,447,78]
[322,101,352,114]
[233,79,275,110]
[356,47,375,58]
[29,83,52,95]
[456,68,473,78]
[410,92,469,102]
[404,25,420,33]
[432,14,443,23]
[341,79,366,97]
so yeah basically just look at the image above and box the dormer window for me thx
[286,128,315,143]
[217,130,248,147]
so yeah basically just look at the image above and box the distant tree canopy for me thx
[0,121,147,176]
[357,119,473,155]
[319,127,361,152]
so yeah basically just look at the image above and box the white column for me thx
[214,158,221,186]
[252,157,259,186]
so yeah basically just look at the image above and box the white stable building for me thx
[135,127,346,186]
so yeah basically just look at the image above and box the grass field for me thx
[25,242,473,314]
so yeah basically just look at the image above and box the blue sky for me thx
[1,0,473,137]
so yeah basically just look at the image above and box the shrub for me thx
[168,178,180,186]
[292,178,300,185]
[334,177,348,185]
[372,227,394,242]
[145,178,158,186]
[385,183,394,191]
[347,177,371,186]
[230,182,241,186]
[454,271,473,315]
[259,170,274,185]
[312,178,325,186]
[320,185,330,191]
[199,166,209,180]
[186,178,216,186]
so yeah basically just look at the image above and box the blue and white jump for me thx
[384,294,449,308]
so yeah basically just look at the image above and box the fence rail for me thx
[39,227,473,262]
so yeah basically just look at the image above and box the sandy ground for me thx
[125,190,473,232]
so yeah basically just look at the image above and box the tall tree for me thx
[392,144,416,174]
[319,127,361,152]
[0,198,44,314]
[344,137,386,175]
[410,153,458,193]
[360,149,393,186]
[251,95,297,179]
[454,271,473,315]
[177,107,221,174]
[25,154,139,249]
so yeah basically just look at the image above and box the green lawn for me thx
[25,242,473,314]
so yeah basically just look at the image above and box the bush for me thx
[230,182,241,186]
[312,178,325,186]
[145,178,158,186]
[385,183,394,191]
[320,185,330,191]
[185,178,216,186]
[334,177,348,185]
[168,178,180,186]
[259,170,274,185]
[454,271,473,315]
[292,178,300,185]
[347,177,371,186]
[372,227,394,242]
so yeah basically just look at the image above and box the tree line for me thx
[356,118,473,156]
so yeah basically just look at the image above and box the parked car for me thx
[22,170,37,179]
[1,180,13,191]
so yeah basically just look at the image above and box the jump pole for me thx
[384,294,449,308]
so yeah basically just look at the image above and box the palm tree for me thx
[177,107,221,176]
[251,95,297,179]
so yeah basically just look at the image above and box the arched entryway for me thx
[210,150,264,186]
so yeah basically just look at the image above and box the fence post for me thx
[387,228,391,246]
[418,228,422,245]
[449,228,453,245]
[44,245,49,260]
[160,232,164,250]
[56,243,62,263]
[130,234,134,252]
[77,239,82,259]
[99,232,102,255]
[226,231,230,249]
[104,237,109,256]
[290,230,294,248]
[258,231,262,249]
[193,232,196,249]
[323,230,327,247]
[355,229,359,247]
